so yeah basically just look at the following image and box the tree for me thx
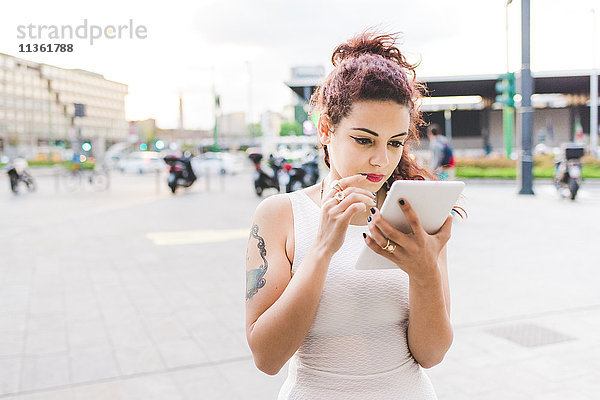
[279,121,302,136]
[247,123,263,138]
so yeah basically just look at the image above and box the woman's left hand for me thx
[363,199,452,284]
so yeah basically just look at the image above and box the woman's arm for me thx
[406,245,452,368]
[246,176,376,375]
[362,200,453,369]
[245,194,332,376]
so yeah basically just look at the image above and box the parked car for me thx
[191,152,246,176]
[116,151,166,174]
[103,142,131,170]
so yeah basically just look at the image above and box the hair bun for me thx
[332,31,416,74]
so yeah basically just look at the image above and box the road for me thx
[1,170,599,399]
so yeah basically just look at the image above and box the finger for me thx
[339,201,366,222]
[331,193,371,217]
[323,184,374,201]
[334,189,376,209]
[368,207,409,247]
[337,173,369,189]
[333,186,376,201]
[398,198,425,241]
[366,220,388,249]
[435,215,453,245]
[362,232,397,263]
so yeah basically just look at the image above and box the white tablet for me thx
[355,180,465,270]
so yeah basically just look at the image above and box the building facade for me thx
[285,67,599,155]
[0,52,128,157]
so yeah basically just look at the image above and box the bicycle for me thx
[62,167,110,192]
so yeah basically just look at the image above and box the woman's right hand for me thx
[315,174,376,258]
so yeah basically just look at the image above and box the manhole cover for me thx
[485,323,575,348]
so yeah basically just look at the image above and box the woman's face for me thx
[320,100,410,192]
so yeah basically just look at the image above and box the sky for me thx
[0,0,598,130]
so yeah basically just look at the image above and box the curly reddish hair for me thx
[310,30,435,187]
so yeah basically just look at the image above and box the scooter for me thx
[4,157,36,194]
[554,144,584,201]
[286,154,320,193]
[249,153,285,197]
[164,155,197,194]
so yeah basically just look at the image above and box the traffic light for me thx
[495,73,515,108]
[82,142,92,152]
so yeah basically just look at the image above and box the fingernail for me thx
[370,207,376,214]
[371,192,376,196]
[399,199,405,206]
[372,198,376,204]
[367,216,371,222]
[362,233,367,238]
[360,173,367,176]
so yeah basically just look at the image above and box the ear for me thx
[318,115,333,146]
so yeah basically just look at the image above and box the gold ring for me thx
[334,191,345,202]
[382,239,396,253]
[331,179,344,192]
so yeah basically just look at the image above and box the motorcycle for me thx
[4,157,36,194]
[285,154,320,193]
[554,144,584,201]
[164,155,197,194]
[249,153,285,197]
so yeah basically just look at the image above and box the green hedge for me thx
[456,166,600,179]
[0,161,95,170]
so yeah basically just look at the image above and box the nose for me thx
[370,145,389,168]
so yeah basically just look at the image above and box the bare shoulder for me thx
[253,193,292,224]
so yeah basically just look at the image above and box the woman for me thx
[245,31,454,399]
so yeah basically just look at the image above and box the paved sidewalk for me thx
[0,172,599,399]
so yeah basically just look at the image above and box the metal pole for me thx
[592,73,598,157]
[518,0,534,195]
[506,0,512,72]
[591,8,598,158]
[247,61,253,127]
[504,0,514,158]
[212,66,219,152]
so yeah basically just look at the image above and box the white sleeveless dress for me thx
[278,190,438,400]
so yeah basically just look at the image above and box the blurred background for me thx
[1,0,599,399]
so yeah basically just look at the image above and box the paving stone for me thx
[1,175,599,399]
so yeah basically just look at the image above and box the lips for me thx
[366,174,384,182]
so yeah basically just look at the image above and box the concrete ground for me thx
[0,169,599,399]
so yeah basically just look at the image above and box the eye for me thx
[388,141,404,148]
[350,136,372,145]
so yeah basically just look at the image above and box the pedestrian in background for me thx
[245,30,458,399]
[427,123,455,180]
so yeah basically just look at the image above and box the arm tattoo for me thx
[246,224,268,300]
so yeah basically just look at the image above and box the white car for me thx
[116,151,166,174]
[191,152,247,176]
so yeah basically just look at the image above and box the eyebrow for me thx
[351,128,407,138]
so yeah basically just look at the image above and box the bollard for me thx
[156,169,160,194]
[220,171,225,192]
[55,166,60,193]
[205,168,210,192]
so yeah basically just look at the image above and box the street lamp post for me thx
[591,8,598,158]
[503,0,515,158]
[212,65,220,152]
[518,0,534,195]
